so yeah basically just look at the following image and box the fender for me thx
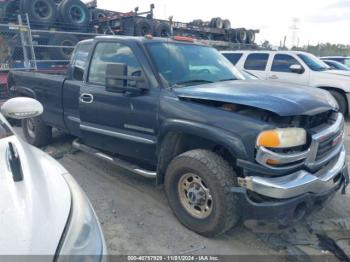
[158,119,249,160]
[12,85,37,99]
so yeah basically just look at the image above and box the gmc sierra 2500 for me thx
[9,36,349,236]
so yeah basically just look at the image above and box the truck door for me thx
[267,54,309,85]
[79,41,159,164]
[242,53,269,79]
[63,41,92,137]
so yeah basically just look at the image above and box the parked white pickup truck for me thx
[222,51,350,115]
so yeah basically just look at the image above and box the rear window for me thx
[244,53,269,71]
[223,53,243,65]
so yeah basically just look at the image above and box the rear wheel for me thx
[135,19,154,36]
[165,149,240,237]
[22,117,52,147]
[329,90,347,115]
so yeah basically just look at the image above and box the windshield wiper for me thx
[172,79,213,87]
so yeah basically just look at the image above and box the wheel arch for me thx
[156,120,248,184]
[317,86,348,114]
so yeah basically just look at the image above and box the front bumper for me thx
[232,166,349,226]
[238,147,347,199]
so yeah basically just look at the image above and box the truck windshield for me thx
[145,42,244,87]
[298,53,330,72]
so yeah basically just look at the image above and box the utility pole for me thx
[290,18,300,47]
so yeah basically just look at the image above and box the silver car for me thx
[0,98,107,259]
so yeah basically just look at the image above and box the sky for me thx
[94,0,350,47]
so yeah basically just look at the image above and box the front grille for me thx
[301,111,332,129]
[316,129,343,161]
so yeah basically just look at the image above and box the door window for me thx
[244,53,269,71]
[271,54,301,73]
[88,42,143,86]
[71,42,92,81]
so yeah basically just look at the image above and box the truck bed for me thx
[9,71,66,129]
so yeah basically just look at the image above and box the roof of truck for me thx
[93,35,207,45]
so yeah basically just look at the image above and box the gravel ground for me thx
[13,121,350,260]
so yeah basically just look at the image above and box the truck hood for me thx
[0,135,71,255]
[174,80,337,116]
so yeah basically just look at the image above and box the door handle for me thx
[80,93,94,104]
[269,75,278,80]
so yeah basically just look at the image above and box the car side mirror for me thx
[289,64,304,74]
[1,97,43,119]
[105,63,146,94]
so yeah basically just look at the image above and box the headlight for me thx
[257,128,307,148]
[57,174,105,262]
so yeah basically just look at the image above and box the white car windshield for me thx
[298,53,330,71]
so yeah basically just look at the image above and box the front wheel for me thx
[22,117,52,147]
[164,150,240,237]
[329,90,347,116]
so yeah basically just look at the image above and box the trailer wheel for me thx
[48,34,79,61]
[155,22,171,37]
[58,0,89,30]
[237,29,247,43]
[246,30,255,44]
[210,17,223,29]
[0,0,21,21]
[191,19,203,26]
[93,9,108,22]
[135,19,154,36]
[223,19,231,29]
[22,117,52,147]
[21,0,57,26]
[165,149,240,237]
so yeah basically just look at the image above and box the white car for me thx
[0,98,107,258]
[222,50,350,115]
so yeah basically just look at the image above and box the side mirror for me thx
[1,97,43,119]
[105,63,146,94]
[289,64,304,74]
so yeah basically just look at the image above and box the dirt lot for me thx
[14,122,350,260]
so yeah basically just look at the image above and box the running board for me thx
[72,139,157,179]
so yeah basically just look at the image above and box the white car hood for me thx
[324,69,350,77]
[0,135,71,255]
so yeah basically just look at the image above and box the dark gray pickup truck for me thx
[8,35,349,236]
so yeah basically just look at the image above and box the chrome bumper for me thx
[238,146,347,199]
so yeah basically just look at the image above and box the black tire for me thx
[48,34,79,60]
[223,19,231,29]
[191,19,203,26]
[93,9,108,22]
[210,17,223,29]
[0,0,20,21]
[22,117,52,147]
[154,22,171,37]
[329,90,347,115]
[58,0,89,30]
[21,0,57,26]
[246,30,255,44]
[237,29,247,43]
[229,29,238,43]
[165,149,240,237]
[135,19,154,36]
